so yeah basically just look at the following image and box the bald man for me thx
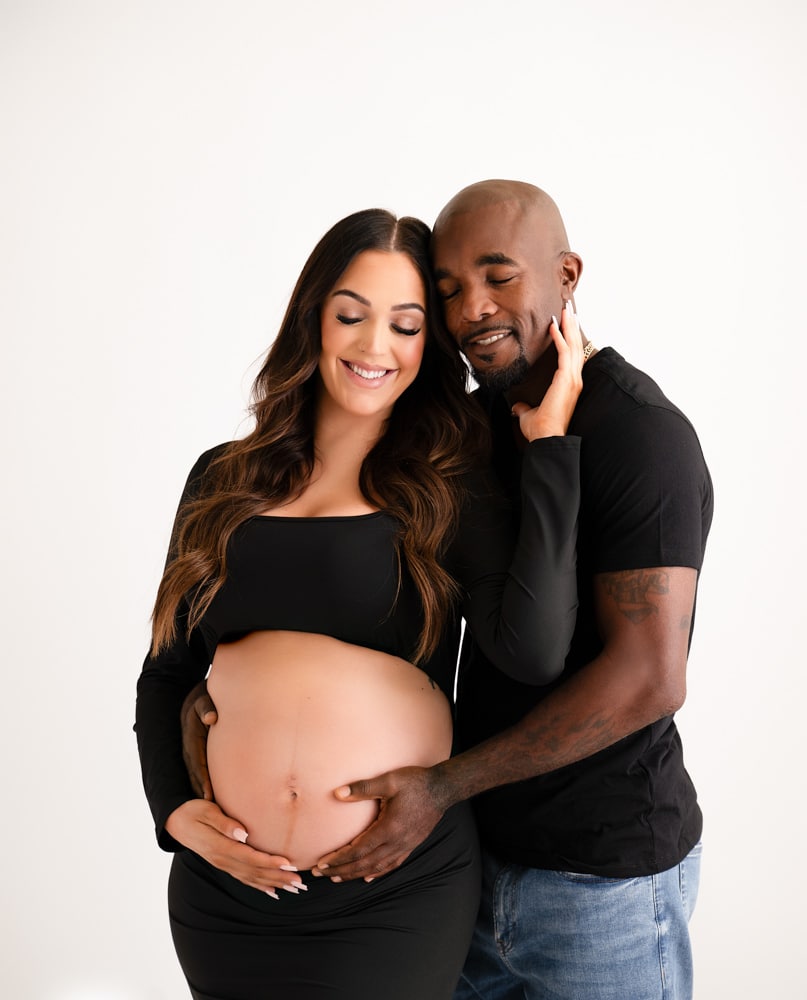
[316,181,713,1000]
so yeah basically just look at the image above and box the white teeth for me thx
[475,332,508,347]
[346,362,390,380]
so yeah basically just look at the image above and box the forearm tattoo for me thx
[602,569,670,623]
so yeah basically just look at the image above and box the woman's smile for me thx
[340,358,399,385]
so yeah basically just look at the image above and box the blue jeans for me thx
[455,842,701,1000]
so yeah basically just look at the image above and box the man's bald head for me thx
[431,179,582,395]
[434,180,571,257]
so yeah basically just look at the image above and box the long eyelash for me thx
[336,314,361,325]
[392,325,422,337]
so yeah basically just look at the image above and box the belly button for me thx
[285,774,300,803]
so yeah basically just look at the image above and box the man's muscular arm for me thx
[314,565,697,882]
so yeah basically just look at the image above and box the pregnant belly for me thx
[207,631,453,870]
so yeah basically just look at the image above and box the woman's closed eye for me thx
[336,313,420,336]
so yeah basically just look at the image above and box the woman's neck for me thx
[312,396,388,472]
[263,398,386,517]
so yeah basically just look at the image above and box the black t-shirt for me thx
[456,348,714,877]
[136,437,581,849]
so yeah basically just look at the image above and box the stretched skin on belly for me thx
[207,630,452,869]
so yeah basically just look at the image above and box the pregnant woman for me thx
[135,208,584,1000]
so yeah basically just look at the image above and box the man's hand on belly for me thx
[312,765,447,883]
[181,680,218,799]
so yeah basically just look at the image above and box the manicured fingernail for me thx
[364,877,375,883]
[265,889,279,900]
[291,880,308,891]
[233,828,248,843]
[552,314,559,329]
[311,869,324,877]
[282,885,300,894]
[279,865,298,872]
[565,299,573,313]
[316,863,329,870]
[331,876,343,883]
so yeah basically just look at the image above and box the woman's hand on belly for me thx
[164,799,307,897]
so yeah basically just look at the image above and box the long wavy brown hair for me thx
[151,208,489,663]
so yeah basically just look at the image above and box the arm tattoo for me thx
[602,569,669,624]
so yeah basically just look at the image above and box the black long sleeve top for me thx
[136,436,581,849]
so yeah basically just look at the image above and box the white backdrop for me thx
[2,1,804,997]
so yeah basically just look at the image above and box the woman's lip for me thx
[340,359,397,385]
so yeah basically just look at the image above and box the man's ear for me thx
[560,252,583,294]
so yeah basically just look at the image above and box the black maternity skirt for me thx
[168,802,481,1000]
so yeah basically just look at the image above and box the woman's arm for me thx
[452,307,583,684]
[453,439,580,684]
[134,447,307,894]
[134,446,223,848]
[135,597,210,849]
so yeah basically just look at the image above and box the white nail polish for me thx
[279,865,298,872]
[291,880,308,891]
[552,314,559,329]
[265,889,279,900]
[282,885,300,894]
[233,828,248,844]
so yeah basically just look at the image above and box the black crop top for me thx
[136,436,581,849]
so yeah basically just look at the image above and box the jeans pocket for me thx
[679,839,702,919]
[686,839,703,860]
[553,870,629,884]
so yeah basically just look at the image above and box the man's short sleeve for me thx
[585,405,713,573]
